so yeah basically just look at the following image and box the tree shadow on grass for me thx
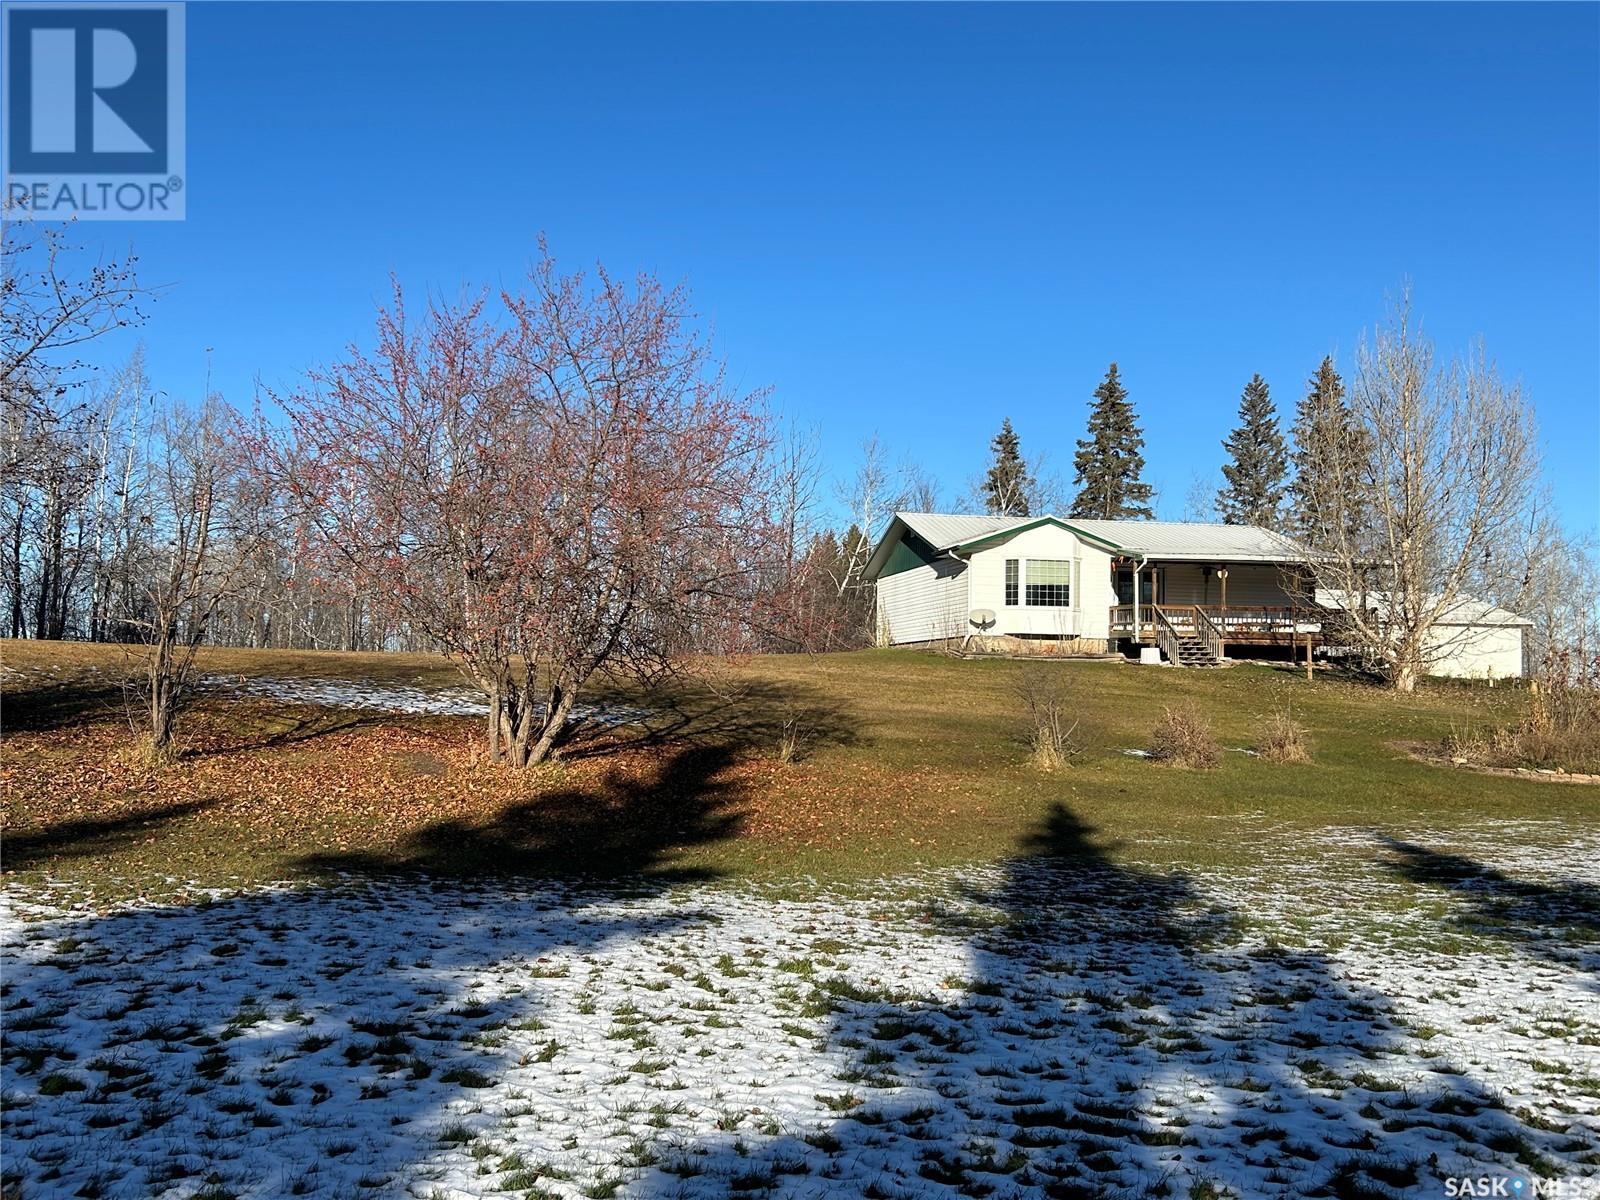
[1375,834,1600,984]
[3,799,221,872]
[0,679,127,733]
[175,704,380,760]
[628,804,1588,1198]
[0,744,744,1197]
[567,676,859,764]
[292,743,746,885]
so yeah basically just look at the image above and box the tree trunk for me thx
[8,501,24,639]
[1392,659,1418,694]
[527,687,575,766]
[490,680,570,768]
[147,633,176,752]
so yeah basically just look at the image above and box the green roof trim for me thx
[879,530,939,577]
[946,516,1125,554]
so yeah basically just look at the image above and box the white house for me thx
[863,512,1530,677]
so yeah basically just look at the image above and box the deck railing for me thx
[1109,603,1320,644]
[1193,606,1225,661]
[1151,606,1183,665]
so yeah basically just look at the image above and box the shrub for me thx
[1257,707,1310,763]
[1013,665,1081,770]
[1148,704,1220,769]
[119,733,178,772]
[777,707,804,764]
[1442,647,1600,774]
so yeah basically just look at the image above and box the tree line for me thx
[3,221,1594,745]
[5,226,824,763]
[973,356,1371,537]
[809,304,1596,691]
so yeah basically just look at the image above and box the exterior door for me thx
[1114,567,1160,606]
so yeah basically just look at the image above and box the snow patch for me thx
[198,675,652,728]
[3,827,1597,1198]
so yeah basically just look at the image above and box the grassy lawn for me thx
[5,640,1597,1199]
[3,638,1591,897]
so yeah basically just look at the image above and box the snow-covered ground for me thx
[3,824,1597,1199]
[199,675,653,728]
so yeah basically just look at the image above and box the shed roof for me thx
[1315,589,1533,627]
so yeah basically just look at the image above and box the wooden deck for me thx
[1110,604,1322,647]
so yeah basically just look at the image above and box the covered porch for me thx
[1105,556,1322,660]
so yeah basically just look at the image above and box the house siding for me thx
[966,525,1117,641]
[876,556,969,646]
[1424,624,1526,680]
[1159,563,1300,607]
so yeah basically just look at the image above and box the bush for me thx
[1148,704,1220,769]
[1256,707,1310,764]
[119,733,178,771]
[1443,648,1600,774]
[1014,665,1081,770]
[777,706,807,764]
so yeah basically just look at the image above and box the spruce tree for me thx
[1069,363,1155,520]
[982,418,1032,516]
[1216,374,1289,526]
[1288,357,1370,546]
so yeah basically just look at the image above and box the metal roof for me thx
[1068,520,1308,562]
[1315,589,1533,627]
[891,513,1308,562]
[894,512,1025,550]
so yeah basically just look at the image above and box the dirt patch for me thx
[390,750,447,777]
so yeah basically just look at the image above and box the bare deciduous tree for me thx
[265,249,786,767]
[124,396,259,757]
[2,214,149,434]
[1493,504,1600,676]
[1303,290,1540,692]
[833,435,906,596]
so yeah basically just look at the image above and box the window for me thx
[1114,567,1157,606]
[1004,559,1019,606]
[1025,559,1072,607]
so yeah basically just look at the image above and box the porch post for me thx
[1131,562,1140,646]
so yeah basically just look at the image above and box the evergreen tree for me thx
[1069,363,1155,519]
[982,418,1033,516]
[1287,357,1370,546]
[1216,374,1289,526]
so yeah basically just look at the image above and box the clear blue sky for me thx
[59,1,1600,530]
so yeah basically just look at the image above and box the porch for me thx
[1109,603,1324,648]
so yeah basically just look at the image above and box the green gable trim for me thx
[948,516,1124,554]
[880,531,939,577]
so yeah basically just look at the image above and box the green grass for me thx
[2,639,1593,896]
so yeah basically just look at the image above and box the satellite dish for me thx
[969,609,996,630]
